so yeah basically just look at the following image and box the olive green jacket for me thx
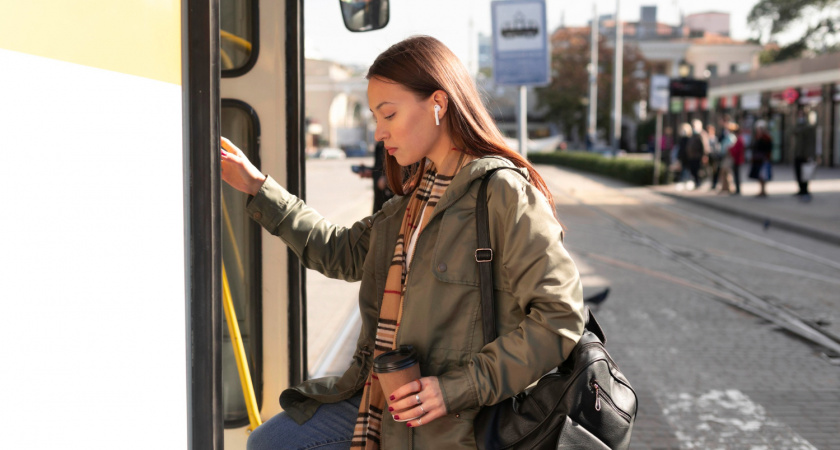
[247,156,585,449]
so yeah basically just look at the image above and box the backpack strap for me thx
[475,167,524,346]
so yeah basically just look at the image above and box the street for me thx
[303,157,840,449]
[543,166,840,449]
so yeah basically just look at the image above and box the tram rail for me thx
[545,171,840,359]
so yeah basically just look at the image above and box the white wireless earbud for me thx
[434,104,441,126]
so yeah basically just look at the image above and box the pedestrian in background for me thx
[717,123,735,194]
[730,122,746,195]
[673,122,692,188]
[686,119,710,190]
[658,126,674,176]
[662,126,674,155]
[706,124,722,190]
[717,114,732,143]
[792,109,818,202]
[718,122,743,195]
[749,120,773,197]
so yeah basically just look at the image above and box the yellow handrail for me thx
[220,48,234,70]
[220,29,252,52]
[221,193,246,280]
[219,29,251,70]
[222,264,262,431]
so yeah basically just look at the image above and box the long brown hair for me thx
[366,35,557,216]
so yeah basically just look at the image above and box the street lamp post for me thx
[612,0,623,156]
[588,4,598,150]
[678,59,691,125]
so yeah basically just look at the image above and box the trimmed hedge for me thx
[529,151,670,186]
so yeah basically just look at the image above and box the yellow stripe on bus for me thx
[0,0,181,85]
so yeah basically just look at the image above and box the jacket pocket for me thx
[414,406,482,449]
[453,406,480,421]
[431,202,512,293]
[432,206,480,287]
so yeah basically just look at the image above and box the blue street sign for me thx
[491,0,549,86]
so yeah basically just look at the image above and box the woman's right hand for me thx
[221,137,266,196]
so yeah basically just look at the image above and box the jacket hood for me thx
[433,155,530,214]
[376,155,531,222]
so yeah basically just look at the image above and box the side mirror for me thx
[338,0,389,32]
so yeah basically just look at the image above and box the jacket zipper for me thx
[590,379,631,422]
[409,427,414,450]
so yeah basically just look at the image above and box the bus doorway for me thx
[219,1,388,448]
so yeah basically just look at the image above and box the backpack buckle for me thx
[475,248,493,263]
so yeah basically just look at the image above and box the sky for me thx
[305,0,762,70]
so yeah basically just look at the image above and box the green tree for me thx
[537,27,649,147]
[749,0,840,62]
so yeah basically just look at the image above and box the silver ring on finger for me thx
[418,418,423,426]
[419,405,425,414]
[397,414,423,422]
[415,394,422,404]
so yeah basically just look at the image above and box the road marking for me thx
[660,390,817,449]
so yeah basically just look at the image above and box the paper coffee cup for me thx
[373,345,421,406]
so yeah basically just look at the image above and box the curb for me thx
[657,191,840,247]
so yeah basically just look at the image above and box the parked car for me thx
[342,142,370,157]
[317,147,347,159]
[501,135,564,153]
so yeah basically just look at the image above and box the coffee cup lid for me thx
[373,345,418,373]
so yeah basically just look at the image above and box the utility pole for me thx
[612,0,623,155]
[654,111,662,184]
[649,75,671,185]
[518,86,527,158]
[588,4,598,150]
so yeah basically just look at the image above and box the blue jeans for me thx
[247,394,362,450]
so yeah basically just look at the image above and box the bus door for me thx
[218,1,389,448]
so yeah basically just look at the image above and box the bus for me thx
[0,1,388,449]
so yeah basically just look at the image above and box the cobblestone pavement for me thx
[540,164,840,450]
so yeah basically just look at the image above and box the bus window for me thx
[221,0,258,76]
[221,100,263,426]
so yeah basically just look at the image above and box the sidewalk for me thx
[651,164,840,246]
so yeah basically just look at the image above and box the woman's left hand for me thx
[389,376,446,428]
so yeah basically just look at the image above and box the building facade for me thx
[304,58,370,155]
[597,7,761,79]
[533,6,760,150]
[704,51,840,167]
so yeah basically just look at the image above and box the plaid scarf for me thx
[352,156,469,448]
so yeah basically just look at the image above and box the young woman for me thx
[222,35,585,450]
